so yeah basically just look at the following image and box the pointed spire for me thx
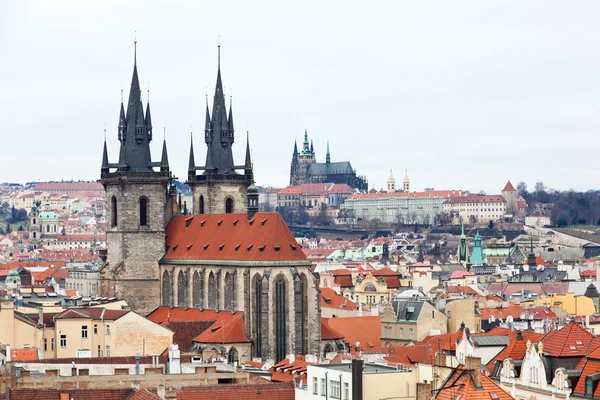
[118,98,126,141]
[293,139,298,156]
[310,139,314,154]
[145,88,153,140]
[245,131,252,170]
[134,31,138,66]
[303,129,310,153]
[188,131,195,173]
[161,126,169,172]
[228,95,234,132]
[326,140,331,164]
[101,129,109,173]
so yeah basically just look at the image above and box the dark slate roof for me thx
[390,300,425,322]
[585,283,600,298]
[307,161,354,176]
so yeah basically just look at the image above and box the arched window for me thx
[177,270,187,307]
[199,195,205,214]
[228,347,239,365]
[225,197,233,214]
[294,274,309,354]
[111,196,118,227]
[254,275,263,358]
[224,271,236,311]
[32,218,36,225]
[208,272,217,309]
[193,270,204,308]
[275,277,287,362]
[139,197,148,226]
[162,270,172,307]
[33,232,36,239]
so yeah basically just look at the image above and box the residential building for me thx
[64,268,99,297]
[525,212,551,227]
[445,299,481,334]
[444,194,506,224]
[381,300,447,345]
[297,360,416,400]
[341,190,467,224]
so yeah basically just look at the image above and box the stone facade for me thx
[159,262,321,362]
[190,177,248,215]
[99,172,170,315]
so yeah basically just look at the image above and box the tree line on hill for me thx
[517,181,600,226]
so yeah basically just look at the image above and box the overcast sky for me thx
[1,1,599,193]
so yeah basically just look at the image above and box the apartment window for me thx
[409,328,414,339]
[400,328,404,338]
[321,378,326,396]
[106,325,111,335]
[82,325,88,338]
[51,338,55,351]
[106,345,111,357]
[43,338,47,351]
[331,380,341,399]
[93,324,98,335]
[97,345,101,357]
[344,382,349,400]
[313,377,319,394]
[60,335,67,348]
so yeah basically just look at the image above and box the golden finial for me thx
[163,122,166,140]
[134,30,138,44]
[120,81,124,103]
[103,123,107,141]
[217,34,221,47]
[147,82,150,102]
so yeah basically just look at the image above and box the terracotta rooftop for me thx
[541,322,600,358]
[10,347,39,361]
[502,181,516,192]
[177,382,295,400]
[54,308,129,321]
[163,213,308,264]
[320,288,358,311]
[445,194,506,204]
[7,389,138,400]
[436,367,514,400]
[321,316,381,351]
[486,330,544,373]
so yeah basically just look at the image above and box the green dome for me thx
[7,269,19,277]
[39,211,58,220]
[247,182,258,194]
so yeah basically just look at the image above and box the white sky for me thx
[1,1,599,193]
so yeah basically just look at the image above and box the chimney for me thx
[351,359,363,400]
[464,356,482,388]
[416,382,432,400]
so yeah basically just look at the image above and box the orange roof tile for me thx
[177,383,295,400]
[320,288,358,311]
[163,213,308,264]
[502,181,516,192]
[322,316,381,350]
[541,322,600,358]
[486,330,544,373]
[10,347,39,361]
[436,369,514,400]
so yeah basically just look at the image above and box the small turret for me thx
[247,180,259,220]
[160,130,169,172]
[326,141,331,164]
[101,130,109,174]
[188,133,195,173]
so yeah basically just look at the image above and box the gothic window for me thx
[294,274,309,355]
[139,197,148,226]
[33,232,36,239]
[111,196,118,227]
[32,218,36,225]
[225,197,233,214]
[193,270,204,308]
[254,275,263,358]
[224,271,236,311]
[275,277,287,362]
[208,272,217,309]
[177,270,187,308]
[199,195,205,214]
[228,347,239,365]
[162,270,172,307]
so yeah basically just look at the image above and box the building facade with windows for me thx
[341,190,467,224]
[443,194,507,224]
[380,300,447,345]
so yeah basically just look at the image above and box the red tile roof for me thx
[55,308,129,321]
[163,213,307,264]
[541,322,600,358]
[320,288,358,310]
[445,194,506,204]
[321,319,345,340]
[450,270,475,279]
[486,330,545,373]
[7,389,134,400]
[502,181,516,192]
[177,383,295,400]
[436,369,514,400]
[446,286,479,295]
[269,355,312,385]
[10,347,39,361]
[321,316,381,351]
[349,190,466,200]
[147,307,249,344]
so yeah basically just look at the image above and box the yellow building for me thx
[445,299,481,334]
[522,293,596,317]
[0,300,172,359]
[343,273,396,306]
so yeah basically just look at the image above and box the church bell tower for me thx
[99,40,173,314]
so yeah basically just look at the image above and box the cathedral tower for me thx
[387,169,395,193]
[188,43,253,214]
[99,41,173,314]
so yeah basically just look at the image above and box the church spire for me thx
[310,139,314,155]
[245,131,252,172]
[101,129,109,173]
[326,140,330,164]
[293,139,298,156]
[188,131,195,173]
[145,88,152,140]
[161,126,169,172]
[303,129,310,154]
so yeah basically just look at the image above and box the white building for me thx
[444,194,506,224]
[341,190,467,224]
[525,213,551,227]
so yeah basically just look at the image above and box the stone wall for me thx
[160,263,321,362]
[191,179,248,215]
[100,175,169,315]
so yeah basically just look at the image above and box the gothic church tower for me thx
[99,41,174,314]
[188,43,253,214]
